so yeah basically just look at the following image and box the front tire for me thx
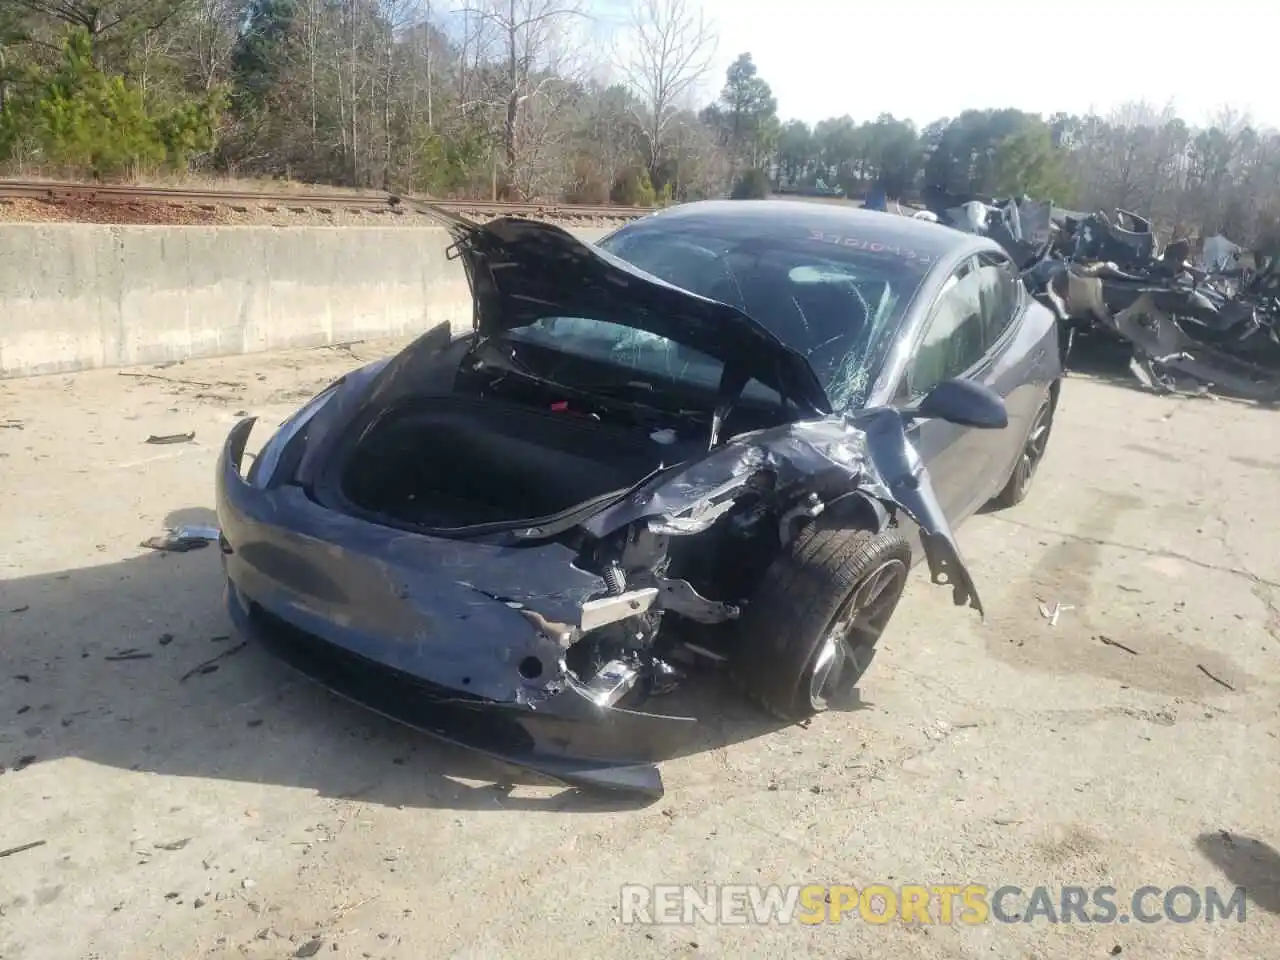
[732,525,911,722]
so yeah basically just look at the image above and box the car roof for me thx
[629,199,985,261]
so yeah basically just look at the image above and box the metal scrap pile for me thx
[922,187,1280,403]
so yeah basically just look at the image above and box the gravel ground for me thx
[0,343,1278,960]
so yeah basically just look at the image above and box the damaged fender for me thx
[582,409,984,616]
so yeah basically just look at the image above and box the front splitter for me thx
[226,584,696,799]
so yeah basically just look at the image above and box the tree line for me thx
[2,0,1278,244]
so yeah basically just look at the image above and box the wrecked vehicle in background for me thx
[921,187,1056,272]
[217,200,1061,798]
[1032,211,1280,401]
[925,186,1280,401]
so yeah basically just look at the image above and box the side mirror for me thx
[911,378,1008,430]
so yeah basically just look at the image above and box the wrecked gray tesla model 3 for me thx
[215,202,1012,798]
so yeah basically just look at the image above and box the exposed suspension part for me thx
[603,561,627,595]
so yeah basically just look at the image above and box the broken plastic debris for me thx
[145,431,196,445]
[141,524,221,553]
[650,428,678,445]
[1037,601,1074,627]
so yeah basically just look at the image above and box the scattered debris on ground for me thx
[1097,635,1140,655]
[140,525,221,553]
[1197,663,1236,691]
[145,431,196,445]
[178,641,249,683]
[121,371,243,390]
[0,839,47,859]
[1037,600,1074,627]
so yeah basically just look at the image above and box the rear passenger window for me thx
[907,260,985,397]
[975,252,1020,348]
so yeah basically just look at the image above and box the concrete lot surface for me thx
[1,341,1278,959]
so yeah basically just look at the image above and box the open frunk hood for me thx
[418,205,833,414]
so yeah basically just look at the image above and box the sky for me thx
[644,0,1278,132]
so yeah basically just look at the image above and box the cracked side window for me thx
[907,259,986,398]
[975,252,1020,349]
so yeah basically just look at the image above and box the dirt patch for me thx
[981,488,1254,697]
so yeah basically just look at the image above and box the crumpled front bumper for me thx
[216,418,695,798]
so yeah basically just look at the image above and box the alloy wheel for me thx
[808,557,908,709]
[1014,398,1054,498]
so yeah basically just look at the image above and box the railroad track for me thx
[0,179,653,221]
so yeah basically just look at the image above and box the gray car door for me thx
[970,250,1037,503]
[894,256,991,524]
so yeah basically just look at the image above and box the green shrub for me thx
[611,167,657,206]
[730,167,770,199]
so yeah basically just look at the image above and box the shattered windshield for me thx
[505,316,786,402]
[592,221,930,409]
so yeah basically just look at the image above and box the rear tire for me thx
[732,525,911,722]
[991,388,1057,509]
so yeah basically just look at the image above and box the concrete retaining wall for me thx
[0,223,609,379]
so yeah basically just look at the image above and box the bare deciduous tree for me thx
[184,0,240,91]
[375,0,422,186]
[459,0,585,196]
[287,0,329,153]
[620,0,714,185]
